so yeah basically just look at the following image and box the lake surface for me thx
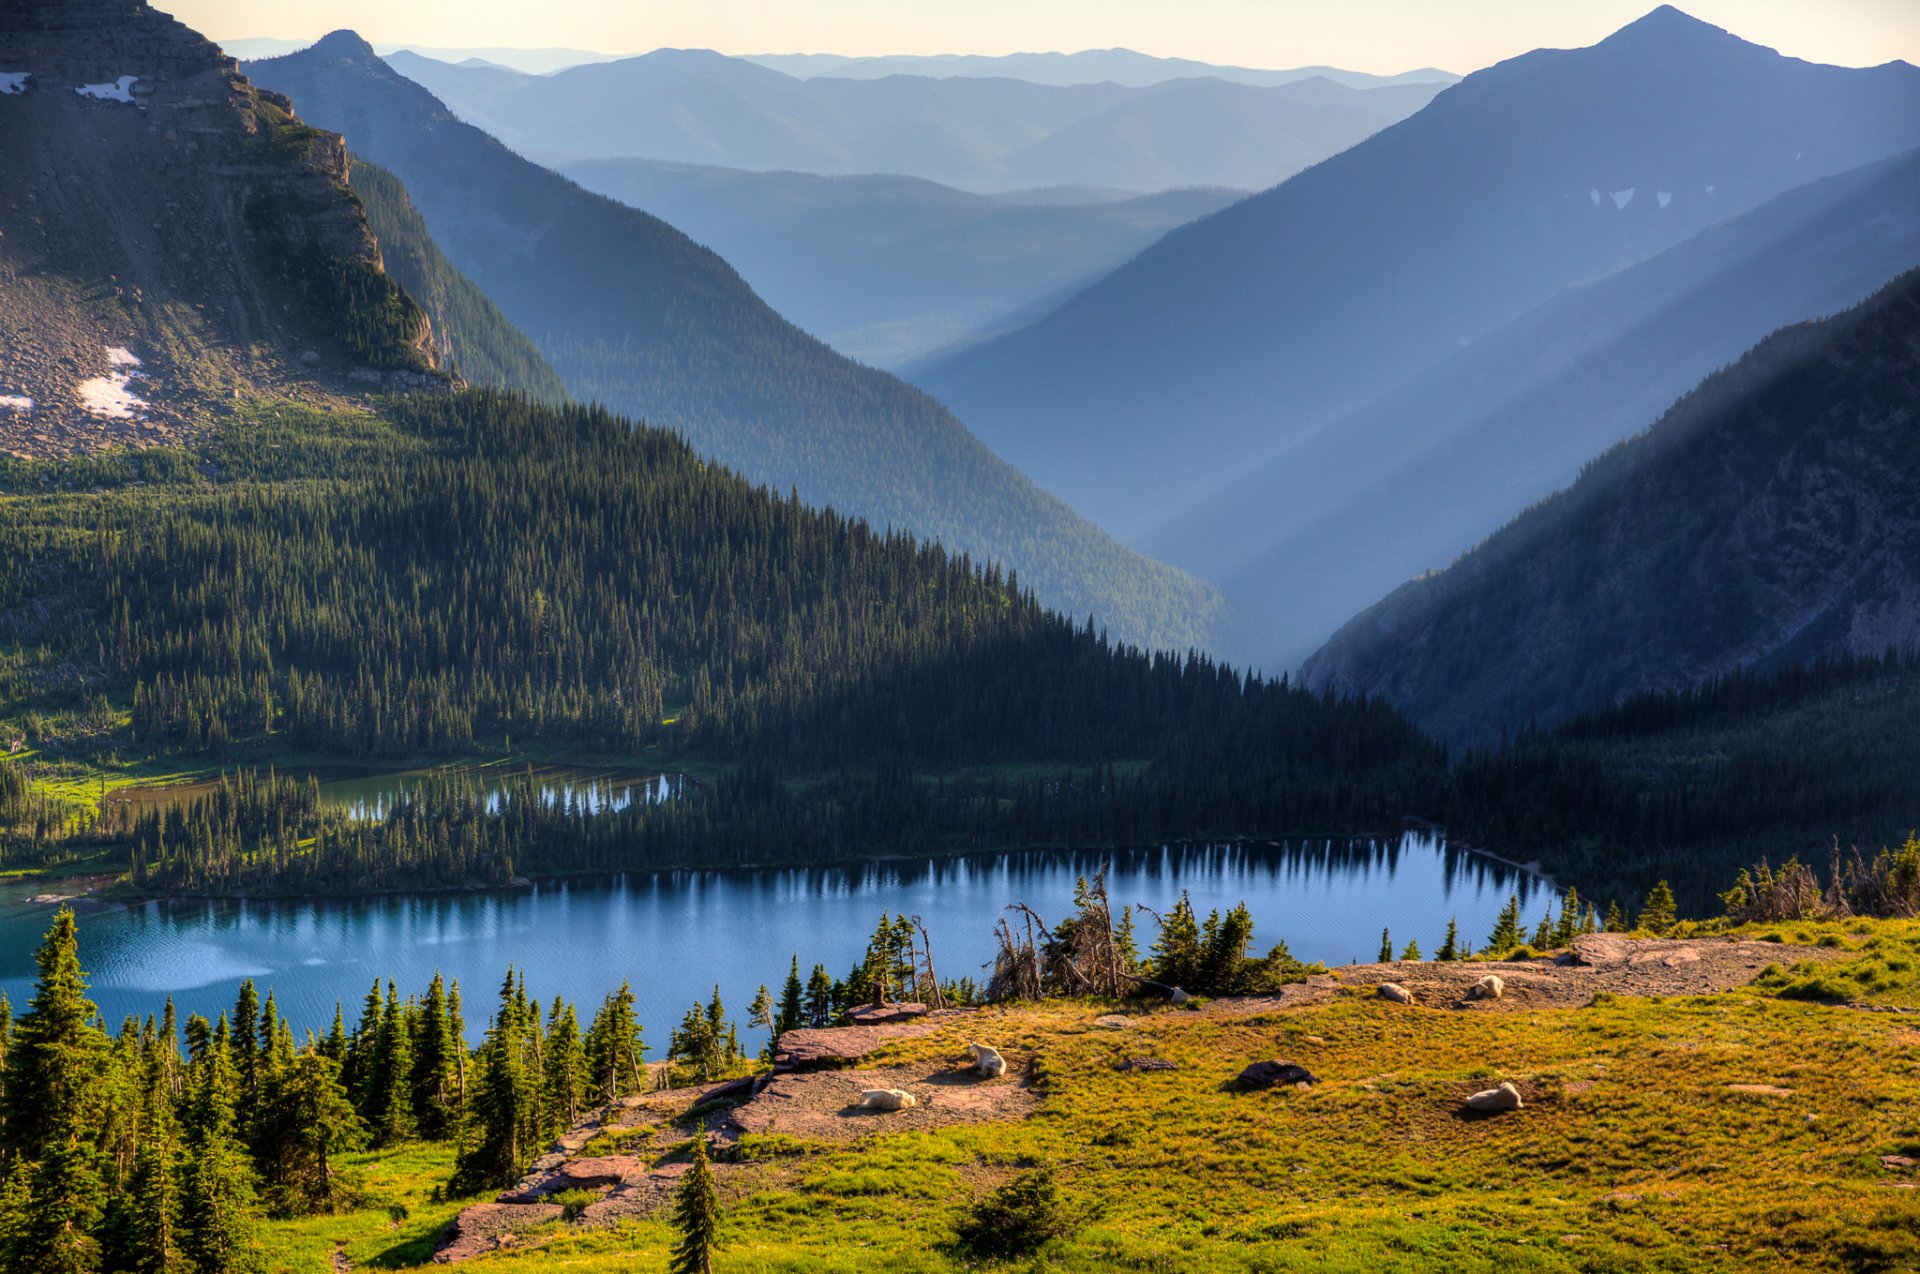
[0,835,1545,1048]
[104,764,680,821]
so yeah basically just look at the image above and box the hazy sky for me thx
[158,1,1919,75]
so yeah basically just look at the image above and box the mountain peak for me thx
[309,29,377,61]
[1599,6,1741,53]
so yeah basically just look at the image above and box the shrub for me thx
[953,1167,1086,1261]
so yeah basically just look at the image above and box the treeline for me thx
[0,390,1442,886]
[0,908,732,1273]
[1446,649,1920,910]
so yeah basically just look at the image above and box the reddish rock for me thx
[498,1155,646,1203]
[846,1001,929,1025]
[433,1202,562,1264]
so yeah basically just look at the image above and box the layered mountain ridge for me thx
[246,32,1227,654]
[1304,268,1920,744]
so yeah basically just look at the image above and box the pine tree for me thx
[746,986,773,1034]
[1377,929,1393,963]
[229,981,260,1143]
[776,957,805,1037]
[1639,881,1678,935]
[804,966,833,1029]
[1486,895,1523,953]
[1550,890,1581,948]
[583,982,645,1104]
[369,985,415,1145]
[180,1019,262,1274]
[1149,894,1202,990]
[668,1136,719,1274]
[1436,919,1461,961]
[451,973,540,1194]
[1399,939,1422,961]
[258,1049,361,1217]
[1604,900,1626,932]
[542,1000,587,1133]
[1530,912,1553,949]
[409,974,460,1139]
[118,1027,187,1274]
[2,909,110,1274]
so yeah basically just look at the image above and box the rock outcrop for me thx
[0,0,435,456]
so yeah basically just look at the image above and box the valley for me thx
[1,0,1916,1269]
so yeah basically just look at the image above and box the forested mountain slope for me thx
[555,157,1239,369]
[247,34,1225,655]
[349,159,568,402]
[383,47,1444,194]
[0,0,433,457]
[918,7,1920,540]
[1146,147,1920,667]
[1304,269,1920,745]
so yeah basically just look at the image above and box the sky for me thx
[158,0,1920,76]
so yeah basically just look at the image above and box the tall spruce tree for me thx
[1486,896,1523,954]
[180,1020,262,1274]
[804,966,833,1029]
[260,1050,362,1216]
[1436,919,1461,961]
[542,1001,587,1133]
[668,1136,719,1274]
[1,909,110,1274]
[410,974,460,1139]
[1377,929,1393,963]
[584,982,645,1104]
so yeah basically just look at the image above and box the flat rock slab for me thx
[1209,937,1834,1017]
[846,1002,929,1025]
[718,1059,1037,1144]
[577,1163,690,1226]
[434,1202,561,1264]
[498,1154,648,1203]
[772,1018,944,1070]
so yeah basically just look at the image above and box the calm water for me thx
[0,836,1544,1046]
[105,764,679,822]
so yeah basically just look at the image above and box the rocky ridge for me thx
[0,0,436,457]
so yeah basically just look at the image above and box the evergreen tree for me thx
[1377,929,1393,963]
[258,1049,361,1217]
[1149,894,1202,990]
[1530,912,1553,949]
[1400,939,1422,961]
[804,966,833,1029]
[583,982,645,1104]
[668,1136,719,1274]
[1436,919,1461,961]
[1638,881,1678,935]
[668,988,740,1084]
[2,909,110,1274]
[368,984,415,1145]
[229,981,260,1142]
[746,986,773,1035]
[180,1020,262,1274]
[409,974,460,1139]
[1550,890,1582,948]
[1486,895,1523,953]
[542,1001,587,1133]
[451,973,540,1194]
[776,957,805,1037]
[1604,900,1626,932]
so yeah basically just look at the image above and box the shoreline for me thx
[11,824,1555,907]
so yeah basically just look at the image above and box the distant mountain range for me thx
[740,49,1458,90]
[1304,267,1920,744]
[220,38,629,75]
[915,6,1920,543]
[380,48,1446,193]
[246,33,1226,654]
[1145,146,1920,668]
[556,157,1241,369]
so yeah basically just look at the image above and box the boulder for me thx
[1115,1057,1179,1073]
[1465,1081,1524,1113]
[1378,982,1416,1005]
[1235,1060,1317,1089]
[1466,974,1505,1002]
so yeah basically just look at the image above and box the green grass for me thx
[254,920,1920,1271]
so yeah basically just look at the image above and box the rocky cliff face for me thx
[1302,268,1920,746]
[0,0,433,457]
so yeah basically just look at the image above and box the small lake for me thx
[0,836,1546,1048]
[104,764,680,821]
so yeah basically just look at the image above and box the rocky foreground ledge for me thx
[433,932,1839,1262]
